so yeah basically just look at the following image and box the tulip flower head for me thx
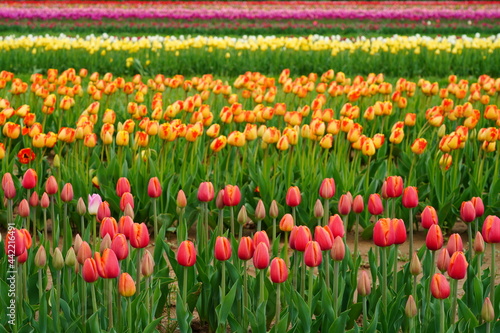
[96,201,111,223]
[352,195,364,214]
[147,177,162,198]
[111,233,129,261]
[253,230,270,249]
[116,177,131,197]
[197,182,214,202]
[328,214,345,238]
[253,243,270,270]
[270,257,288,283]
[118,273,136,297]
[223,184,241,207]
[368,194,383,216]
[338,193,352,215]
[87,194,102,216]
[330,236,346,261]
[314,225,333,251]
[471,197,484,218]
[392,218,407,245]
[304,241,323,267]
[421,206,438,229]
[385,176,403,198]
[238,237,254,261]
[286,186,301,207]
[94,248,120,279]
[474,232,485,253]
[2,173,16,199]
[373,218,395,247]
[177,240,197,267]
[141,250,155,277]
[293,226,312,252]
[129,223,150,249]
[446,233,463,255]
[45,175,58,195]
[18,199,30,218]
[319,178,335,199]
[430,273,450,299]
[426,224,444,251]
[279,214,294,232]
[402,186,419,208]
[460,201,476,223]
[21,168,37,190]
[82,258,99,283]
[61,183,74,203]
[447,251,468,280]
[357,270,371,297]
[482,215,500,244]
[436,248,450,273]
[214,236,231,261]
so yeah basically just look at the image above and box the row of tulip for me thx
[0,34,499,76]
[2,2,498,21]
[0,68,498,232]
[1,169,499,332]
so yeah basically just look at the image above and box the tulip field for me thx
[0,1,499,333]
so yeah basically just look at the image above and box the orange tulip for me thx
[118,273,136,297]
[129,223,150,249]
[94,248,120,279]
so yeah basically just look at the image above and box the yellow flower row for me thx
[1,34,499,55]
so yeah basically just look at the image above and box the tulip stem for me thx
[128,298,132,333]
[91,284,97,313]
[83,278,87,333]
[107,279,113,330]
[80,215,85,240]
[308,267,315,315]
[292,251,298,291]
[221,261,226,300]
[365,156,372,196]
[354,214,360,258]
[63,203,69,255]
[136,248,142,295]
[243,261,248,329]
[450,279,458,325]
[440,299,445,333]
[301,254,306,297]
[362,296,368,331]
[284,232,289,267]
[409,208,414,261]
[218,209,223,237]
[467,223,473,262]
[183,266,188,306]
[393,245,399,290]
[324,252,330,289]
[292,206,297,227]
[117,292,122,333]
[230,206,235,237]
[152,198,158,242]
[490,243,495,308]
[50,196,57,251]
[275,283,281,325]
[381,247,388,315]
[38,269,43,304]
[43,208,48,247]
[323,199,329,227]
[333,261,339,315]
[93,217,97,251]
[272,218,277,255]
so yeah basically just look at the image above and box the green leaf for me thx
[329,310,349,332]
[87,312,100,333]
[217,280,240,325]
[176,293,193,333]
[292,289,311,332]
[143,316,164,333]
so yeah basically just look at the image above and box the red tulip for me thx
[446,233,463,255]
[177,240,197,267]
[293,226,312,252]
[392,218,407,245]
[436,248,450,273]
[328,214,345,238]
[270,257,288,283]
[118,273,136,297]
[197,182,214,202]
[482,215,500,244]
[304,241,322,267]
[253,243,270,270]
[214,236,231,261]
[147,177,162,198]
[426,224,444,251]
[18,199,30,218]
[116,177,131,197]
[421,206,438,229]
[45,175,58,195]
[474,231,485,253]
[338,193,352,215]
[77,241,92,265]
[129,223,150,248]
[314,225,333,251]
[2,173,16,199]
[61,183,74,202]
[381,181,388,199]
[385,176,403,198]
[279,214,294,232]
[253,230,270,249]
[111,233,129,260]
[286,186,301,207]
[19,229,32,250]
[471,197,484,218]
[357,270,371,296]
[223,184,241,207]
[216,189,225,209]
[94,248,120,279]
[330,236,345,261]
[4,228,26,257]
[21,168,37,190]
[82,258,99,283]
[460,201,476,223]
[402,186,419,208]
[430,273,450,299]
[29,191,39,207]
[447,251,468,280]
[238,237,254,261]
[368,194,383,215]
[118,216,134,239]
[319,178,335,199]
[119,192,134,211]
[352,195,364,214]
[99,217,118,239]
[373,218,395,247]
[96,201,111,223]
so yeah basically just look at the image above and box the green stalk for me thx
[284,232,289,267]
[324,252,330,289]
[221,261,226,299]
[50,196,57,251]
[136,248,142,295]
[300,253,306,297]
[490,243,495,307]
[91,283,98,313]
[117,291,122,333]
[83,276,87,333]
[43,208,48,247]
[409,208,414,261]
[63,203,69,255]
[467,223,473,263]
[354,214,360,258]
[292,206,297,227]
[333,261,339,315]
[243,261,248,329]
[38,269,43,304]
[107,279,113,330]
[152,198,158,242]
[450,279,458,325]
[363,296,368,331]
[381,247,388,315]
[128,298,132,333]
[440,299,445,333]
[218,209,223,237]
[80,215,85,240]
[257,219,262,232]
[272,217,277,255]
[308,267,314,315]
[393,244,399,290]
[292,251,298,291]
[55,270,61,331]
[323,199,329,227]
[183,266,188,305]
[230,206,235,238]
[259,269,265,305]
[275,283,281,325]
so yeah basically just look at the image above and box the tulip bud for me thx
[45,175,58,195]
[100,234,112,252]
[82,258,99,283]
[430,273,450,299]
[197,182,214,202]
[460,201,476,223]
[421,206,438,229]
[285,186,301,207]
[352,195,364,214]
[402,186,419,208]
[141,250,155,277]
[61,183,74,202]
[481,297,494,322]
[474,231,485,253]
[328,214,345,238]
[255,200,266,220]
[338,193,352,215]
[52,247,65,270]
[374,218,395,247]
[436,248,450,273]
[253,243,270,270]
[111,233,129,261]
[97,201,111,223]
[279,214,294,232]
[177,240,197,267]
[74,234,83,254]
[314,199,324,219]
[118,273,136,297]
[426,224,444,251]
[147,177,162,198]
[304,241,322,267]
[410,252,422,275]
[314,226,333,251]
[18,199,30,218]
[446,233,463,255]
[368,194,383,215]
[270,257,288,283]
[2,173,16,199]
[176,190,187,208]
[21,168,38,190]
[35,245,47,268]
[124,204,134,219]
[405,296,417,318]
[238,237,254,261]
[65,247,77,267]
[471,197,484,218]
[29,191,39,207]
[269,200,279,219]
[77,241,92,265]
[319,178,335,199]
[447,251,468,280]
[116,177,131,197]
[76,197,86,216]
[214,236,231,261]
[482,215,500,244]
[330,236,345,261]
[87,194,102,215]
[357,270,371,297]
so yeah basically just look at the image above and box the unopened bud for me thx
[269,200,279,219]
[100,234,112,252]
[314,199,324,219]
[410,252,422,276]
[405,295,417,318]
[65,247,77,267]
[481,297,494,322]
[35,245,47,268]
[237,206,248,225]
[53,248,64,270]
[77,197,87,216]
[216,189,225,210]
[255,200,266,221]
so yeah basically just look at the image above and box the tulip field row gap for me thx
[0,68,499,332]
